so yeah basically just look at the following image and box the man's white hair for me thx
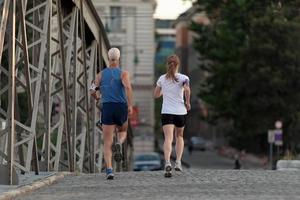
[108,47,120,61]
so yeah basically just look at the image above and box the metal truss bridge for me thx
[0,0,114,184]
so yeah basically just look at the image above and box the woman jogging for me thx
[154,54,191,178]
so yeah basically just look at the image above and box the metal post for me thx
[18,0,32,109]
[95,35,104,172]
[57,0,73,171]
[80,0,92,173]
[17,0,39,175]
[277,146,280,162]
[14,89,25,175]
[7,0,16,185]
[0,0,10,62]
[269,143,273,169]
[45,0,52,171]
[72,9,78,171]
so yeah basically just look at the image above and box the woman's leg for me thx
[163,124,175,162]
[175,127,185,162]
[103,124,116,169]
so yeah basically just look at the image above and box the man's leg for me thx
[117,121,128,144]
[114,103,128,162]
[113,121,128,163]
[103,124,116,169]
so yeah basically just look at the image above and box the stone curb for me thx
[276,160,300,170]
[0,172,72,200]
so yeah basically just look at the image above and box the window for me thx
[110,6,122,32]
[125,7,136,17]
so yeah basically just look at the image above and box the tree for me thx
[192,0,300,153]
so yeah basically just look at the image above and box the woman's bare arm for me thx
[183,84,191,111]
[154,86,162,98]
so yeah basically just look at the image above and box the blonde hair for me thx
[166,55,180,82]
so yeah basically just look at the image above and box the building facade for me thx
[92,0,156,136]
[155,19,176,67]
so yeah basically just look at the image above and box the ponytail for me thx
[166,55,180,82]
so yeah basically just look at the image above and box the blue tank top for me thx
[100,67,127,103]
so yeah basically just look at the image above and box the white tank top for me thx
[156,73,190,115]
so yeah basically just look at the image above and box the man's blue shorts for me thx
[101,102,128,126]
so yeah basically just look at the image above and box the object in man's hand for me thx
[89,83,98,91]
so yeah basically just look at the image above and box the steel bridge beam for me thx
[0,0,109,184]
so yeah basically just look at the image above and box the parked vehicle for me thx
[133,152,163,171]
[190,136,206,151]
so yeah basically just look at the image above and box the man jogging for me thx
[90,47,133,180]
[154,54,191,178]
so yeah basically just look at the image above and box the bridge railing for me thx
[0,0,110,185]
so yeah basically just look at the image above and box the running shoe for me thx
[164,161,172,178]
[106,168,114,180]
[174,161,183,172]
[114,142,123,163]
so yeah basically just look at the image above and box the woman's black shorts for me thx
[161,114,187,128]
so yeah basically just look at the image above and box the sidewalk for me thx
[0,172,70,200]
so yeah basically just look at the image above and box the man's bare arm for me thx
[94,72,101,86]
[90,72,101,100]
[121,71,133,115]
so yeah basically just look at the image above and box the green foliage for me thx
[192,0,300,152]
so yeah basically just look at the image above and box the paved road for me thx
[163,143,244,170]
[184,149,237,169]
[17,170,300,200]
[183,149,262,170]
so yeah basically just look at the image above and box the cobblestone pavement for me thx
[17,169,300,200]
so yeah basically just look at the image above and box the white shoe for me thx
[164,161,172,178]
[174,161,183,172]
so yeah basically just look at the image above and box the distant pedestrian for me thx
[154,54,191,178]
[234,154,241,169]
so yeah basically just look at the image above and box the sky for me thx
[154,0,193,19]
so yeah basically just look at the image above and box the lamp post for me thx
[274,120,283,168]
